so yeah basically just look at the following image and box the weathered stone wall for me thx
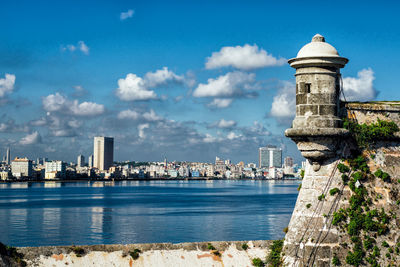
[11,240,271,267]
[283,102,400,266]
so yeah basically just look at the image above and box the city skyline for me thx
[1,1,400,164]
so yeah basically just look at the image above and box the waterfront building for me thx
[93,137,114,171]
[284,156,294,167]
[45,161,67,179]
[11,157,33,178]
[0,170,11,180]
[77,154,85,167]
[259,146,282,168]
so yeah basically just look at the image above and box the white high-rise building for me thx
[88,155,94,168]
[6,147,10,165]
[259,146,282,168]
[93,137,114,171]
[77,155,85,167]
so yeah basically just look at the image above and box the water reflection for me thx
[0,180,299,246]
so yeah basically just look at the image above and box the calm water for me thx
[0,180,299,247]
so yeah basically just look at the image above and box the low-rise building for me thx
[45,161,66,179]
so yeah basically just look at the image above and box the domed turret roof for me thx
[296,34,339,58]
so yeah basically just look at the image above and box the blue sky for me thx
[1,0,399,164]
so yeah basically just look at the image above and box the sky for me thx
[1,0,399,164]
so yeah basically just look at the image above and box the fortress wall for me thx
[283,102,400,266]
[11,240,271,267]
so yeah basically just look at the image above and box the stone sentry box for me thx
[285,34,349,171]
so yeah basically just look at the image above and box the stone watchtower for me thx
[283,35,350,266]
[285,34,349,171]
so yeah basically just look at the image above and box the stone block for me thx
[296,93,307,105]
[319,104,336,116]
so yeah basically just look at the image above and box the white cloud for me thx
[203,133,217,143]
[118,109,162,122]
[42,93,105,116]
[78,41,89,55]
[205,44,286,70]
[144,67,184,87]
[117,109,140,120]
[120,9,134,20]
[70,101,104,116]
[211,119,237,129]
[270,81,295,119]
[62,41,89,55]
[342,68,376,101]
[207,98,233,108]
[116,68,186,101]
[20,131,41,145]
[138,123,149,139]
[142,109,162,121]
[0,74,16,98]
[116,73,157,101]
[193,71,255,98]
[227,131,240,140]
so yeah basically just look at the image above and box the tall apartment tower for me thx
[259,146,282,168]
[6,147,10,165]
[88,154,94,168]
[77,154,85,167]
[93,137,114,171]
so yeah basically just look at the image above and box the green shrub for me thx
[129,248,141,260]
[363,236,375,250]
[374,169,391,182]
[242,243,248,250]
[382,241,389,247]
[342,174,349,184]
[207,243,216,250]
[266,240,283,267]
[306,203,311,209]
[297,184,302,191]
[332,210,346,225]
[332,254,340,266]
[252,257,265,267]
[329,187,340,196]
[337,163,350,173]
[318,194,325,201]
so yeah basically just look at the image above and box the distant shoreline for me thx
[0,177,301,183]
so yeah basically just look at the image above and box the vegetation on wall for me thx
[343,118,399,149]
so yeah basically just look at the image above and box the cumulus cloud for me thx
[138,123,149,139]
[42,93,105,116]
[120,9,134,20]
[193,71,255,98]
[207,98,233,108]
[342,68,376,101]
[118,109,162,122]
[116,67,185,101]
[0,74,15,98]
[20,131,41,145]
[62,41,89,55]
[144,67,184,87]
[116,73,158,101]
[205,44,286,70]
[270,81,295,121]
[209,119,237,129]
